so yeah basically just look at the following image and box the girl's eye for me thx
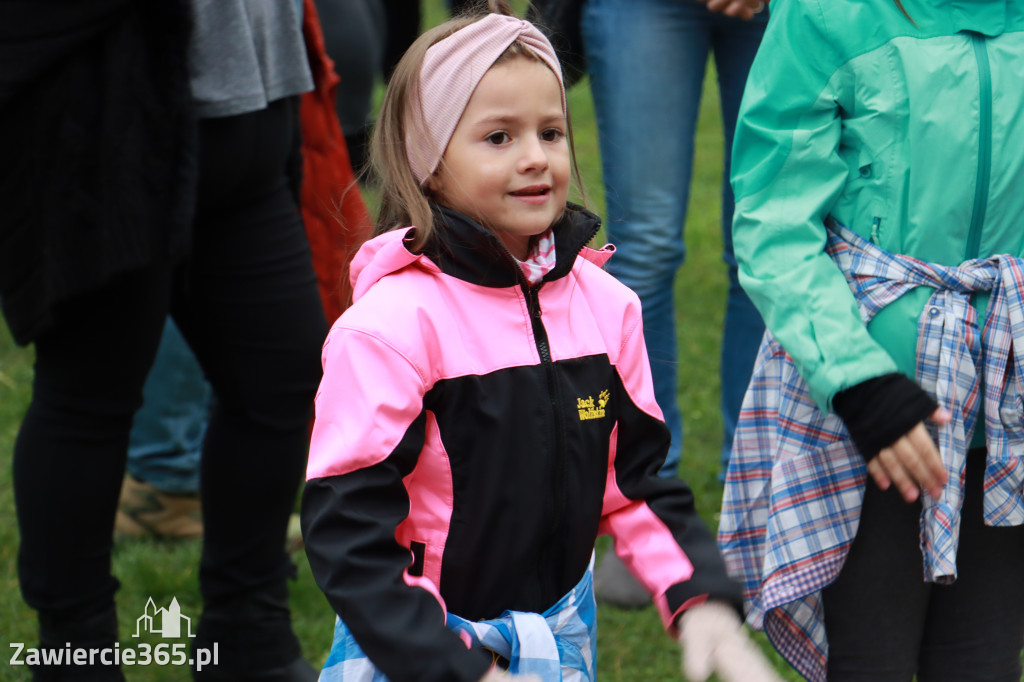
[541,129,564,143]
[486,132,511,145]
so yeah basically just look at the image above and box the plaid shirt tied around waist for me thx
[718,222,1024,682]
[319,556,597,681]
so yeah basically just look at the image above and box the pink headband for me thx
[407,13,566,185]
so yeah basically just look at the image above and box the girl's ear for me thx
[425,172,443,196]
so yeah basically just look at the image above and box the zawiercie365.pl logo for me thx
[10,597,218,672]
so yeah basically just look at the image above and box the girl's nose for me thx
[518,135,550,172]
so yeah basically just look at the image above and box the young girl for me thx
[301,3,783,681]
[719,0,1024,680]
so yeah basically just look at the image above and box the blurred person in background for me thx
[0,0,370,678]
[721,1,1024,680]
[581,0,769,607]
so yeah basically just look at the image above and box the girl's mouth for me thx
[509,186,550,203]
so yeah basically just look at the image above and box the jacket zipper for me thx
[526,285,552,364]
[493,218,599,560]
[966,33,992,261]
[525,285,568,545]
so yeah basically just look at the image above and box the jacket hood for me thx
[349,203,609,302]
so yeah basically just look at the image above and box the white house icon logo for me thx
[133,597,195,638]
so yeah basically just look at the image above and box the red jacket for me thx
[299,0,373,326]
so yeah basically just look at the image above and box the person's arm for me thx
[832,373,950,500]
[731,0,947,499]
[599,297,742,625]
[301,326,492,682]
[600,298,779,681]
[731,0,899,410]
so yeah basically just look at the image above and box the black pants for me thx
[13,97,327,658]
[823,450,1024,681]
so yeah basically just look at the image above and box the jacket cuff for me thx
[659,578,745,637]
[832,372,938,460]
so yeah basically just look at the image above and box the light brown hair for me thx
[369,0,585,252]
[894,0,915,24]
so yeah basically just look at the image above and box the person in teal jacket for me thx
[719,0,1024,680]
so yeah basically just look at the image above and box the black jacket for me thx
[0,0,196,345]
[302,206,742,682]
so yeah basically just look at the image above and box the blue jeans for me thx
[581,0,767,478]
[126,317,210,494]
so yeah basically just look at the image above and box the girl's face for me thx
[427,56,570,260]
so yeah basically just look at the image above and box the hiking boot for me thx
[594,550,650,609]
[114,476,203,540]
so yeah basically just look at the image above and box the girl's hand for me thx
[867,407,952,502]
[700,0,767,20]
[478,670,542,682]
[677,601,783,682]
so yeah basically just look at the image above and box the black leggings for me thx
[13,97,327,624]
[822,450,1024,681]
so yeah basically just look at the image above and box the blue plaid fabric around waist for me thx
[319,556,597,681]
[718,222,1024,682]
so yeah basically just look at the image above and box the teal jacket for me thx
[731,0,1024,411]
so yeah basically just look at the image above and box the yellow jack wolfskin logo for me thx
[578,389,610,421]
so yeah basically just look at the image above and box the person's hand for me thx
[867,407,952,502]
[699,0,767,20]
[677,601,783,682]
[478,669,542,682]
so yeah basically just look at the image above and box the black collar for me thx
[420,203,602,288]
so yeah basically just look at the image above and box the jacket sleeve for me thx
[729,0,898,409]
[600,300,743,633]
[301,326,491,682]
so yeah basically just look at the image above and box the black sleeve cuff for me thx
[832,373,938,461]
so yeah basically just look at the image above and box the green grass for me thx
[0,3,804,681]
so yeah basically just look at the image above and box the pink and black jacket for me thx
[301,204,742,682]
